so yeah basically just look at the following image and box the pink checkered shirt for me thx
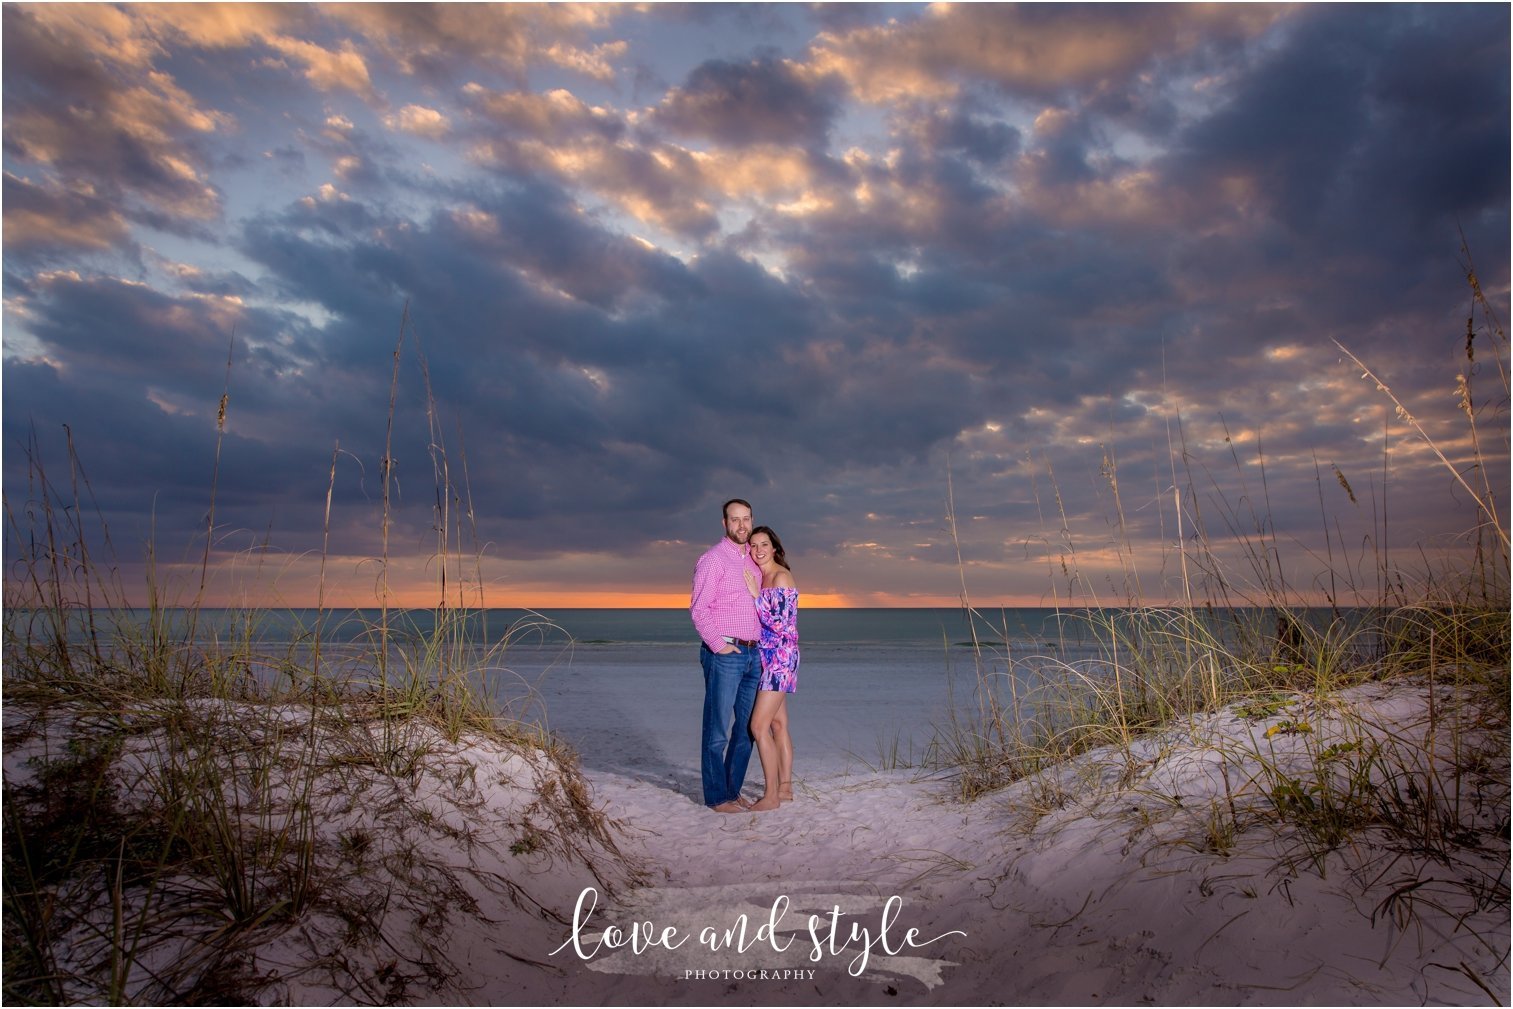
[690,537,761,652]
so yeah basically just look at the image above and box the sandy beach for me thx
[4,4,1507,1005]
[13,673,1501,1006]
[550,677,1509,1007]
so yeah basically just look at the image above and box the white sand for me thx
[559,679,1508,1006]
[7,678,1507,1006]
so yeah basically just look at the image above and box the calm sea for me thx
[14,606,1336,788]
[58,606,1086,648]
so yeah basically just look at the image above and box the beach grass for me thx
[1,317,636,1004]
[3,268,1508,1003]
[932,255,1510,919]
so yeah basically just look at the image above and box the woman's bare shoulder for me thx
[773,569,796,589]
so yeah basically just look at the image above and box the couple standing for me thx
[689,499,800,813]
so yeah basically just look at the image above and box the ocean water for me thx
[511,636,999,785]
[77,606,1082,648]
[14,606,1350,794]
[20,607,1086,783]
[332,608,1091,782]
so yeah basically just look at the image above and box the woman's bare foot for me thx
[779,791,794,802]
[711,800,744,813]
[735,795,754,809]
[749,794,781,811]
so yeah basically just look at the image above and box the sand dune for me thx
[566,679,1507,1006]
[7,679,1505,1006]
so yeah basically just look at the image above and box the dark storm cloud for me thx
[171,267,260,301]
[1169,6,1508,240]
[4,355,309,525]
[1343,9,1509,235]
[1020,109,1103,188]
[654,57,842,149]
[9,270,328,431]
[222,189,802,548]
[0,279,345,563]
[211,174,1000,561]
[4,356,223,534]
[2,4,1506,603]
[19,274,240,389]
[453,185,701,311]
[1172,19,1372,234]
[919,109,1020,166]
[1148,3,1508,355]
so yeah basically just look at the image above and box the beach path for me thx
[547,680,1509,1006]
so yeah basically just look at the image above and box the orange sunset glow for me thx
[3,3,1506,611]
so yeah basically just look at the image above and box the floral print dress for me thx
[755,587,799,693]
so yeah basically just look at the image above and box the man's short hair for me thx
[722,498,752,520]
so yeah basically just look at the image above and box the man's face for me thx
[723,504,752,546]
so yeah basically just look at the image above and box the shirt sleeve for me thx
[690,550,727,652]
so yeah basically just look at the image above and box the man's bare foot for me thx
[735,796,754,809]
[749,794,781,811]
[711,800,744,813]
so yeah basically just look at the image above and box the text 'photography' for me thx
[2,4,1508,1007]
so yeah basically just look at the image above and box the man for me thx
[690,498,763,812]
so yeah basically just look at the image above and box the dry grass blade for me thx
[2,309,638,1004]
[1332,339,1508,552]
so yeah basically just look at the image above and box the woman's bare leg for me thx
[771,694,794,800]
[748,691,785,811]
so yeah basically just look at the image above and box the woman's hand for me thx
[743,569,760,598]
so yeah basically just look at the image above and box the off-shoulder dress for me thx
[754,586,799,693]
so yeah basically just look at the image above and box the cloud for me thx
[1,270,335,555]
[437,183,702,310]
[3,6,229,235]
[462,84,721,237]
[215,185,978,557]
[917,107,1021,165]
[134,4,298,49]
[544,39,628,83]
[3,172,133,256]
[806,4,1289,104]
[14,3,167,69]
[263,34,376,99]
[654,57,842,149]
[463,86,623,141]
[324,3,623,85]
[2,4,1505,606]
[384,104,450,139]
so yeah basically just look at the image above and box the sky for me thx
[2,2,1509,610]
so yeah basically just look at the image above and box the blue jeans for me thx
[700,643,761,806]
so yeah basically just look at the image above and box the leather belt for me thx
[730,638,758,647]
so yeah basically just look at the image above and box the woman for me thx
[742,525,798,811]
